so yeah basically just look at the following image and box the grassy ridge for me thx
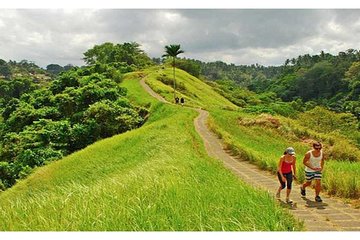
[0,71,302,230]
[145,67,359,200]
[144,67,238,110]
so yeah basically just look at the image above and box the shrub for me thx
[0,179,5,191]
[243,105,276,115]
[268,102,297,117]
[18,165,33,179]
[298,106,358,137]
[329,139,360,162]
[17,149,45,167]
[239,114,281,129]
[0,161,13,188]
[157,74,186,92]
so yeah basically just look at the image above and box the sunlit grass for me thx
[0,70,302,231]
[208,108,359,199]
[144,67,238,110]
[145,67,359,199]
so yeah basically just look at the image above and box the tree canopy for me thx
[83,42,154,71]
[0,54,147,189]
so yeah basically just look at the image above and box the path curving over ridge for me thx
[140,77,167,103]
[140,76,360,231]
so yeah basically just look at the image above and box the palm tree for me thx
[162,44,184,101]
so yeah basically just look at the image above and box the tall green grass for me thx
[143,67,359,200]
[208,108,360,199]
[0,71,302,231]
[144,67,238,110]
[121,71,157,108]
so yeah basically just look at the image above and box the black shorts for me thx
[277,171,293,189]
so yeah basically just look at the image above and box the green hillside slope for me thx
[145,67,359,201]
[143,67,238,110]
[0,70,302,231]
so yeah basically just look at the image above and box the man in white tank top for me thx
[300,142,325,202]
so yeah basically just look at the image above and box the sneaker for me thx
[315,196,322,202]
[300,186,306,196]
[276,192,280,198]
[286,198,293,204]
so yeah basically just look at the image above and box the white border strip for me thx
[1,0,360,9]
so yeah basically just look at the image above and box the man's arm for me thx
[303,152,313,170]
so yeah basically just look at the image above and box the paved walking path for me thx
[140,77,360,231]
[140,77,167,103]
[194,109,360,231]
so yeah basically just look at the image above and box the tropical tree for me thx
[162,44,184,100]
[83,42,153,71]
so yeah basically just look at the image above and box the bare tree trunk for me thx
[173,57,176,100]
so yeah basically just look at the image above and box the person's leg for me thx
[301,171,313,196]
[314,178,323,202]
[302,171,315,189]
[285,173,293,201]
[313,171,323,201]
[276,172,285,197]
[286,189,291,197]
[276,186,282,198]
[300,181,311,196]
[315,179,321,196]
[302,171,313,189]
[302,181,312,188]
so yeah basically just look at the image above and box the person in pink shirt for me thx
[276,147,297,203]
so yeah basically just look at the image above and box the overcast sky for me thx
[1,9,360,68]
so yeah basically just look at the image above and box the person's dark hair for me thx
[313,142,322,149]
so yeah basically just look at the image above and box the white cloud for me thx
[0,9,360,68]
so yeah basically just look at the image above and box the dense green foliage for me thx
[0,66,146,189]
[0,43,154,190]
[196,60,281,92]
[192,50,360,123]
[0,59,52,85]
[172,58,201,78]
[83,42,154,72]
[46,63,74,75]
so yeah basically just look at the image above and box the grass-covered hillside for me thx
[143,67,238,110]
[0,70,302,230]
[143,66,360,202]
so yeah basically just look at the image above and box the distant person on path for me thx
[180,97,185,106]
[175,96,179,104]
[300,142,325,202]
[276,147,297,203]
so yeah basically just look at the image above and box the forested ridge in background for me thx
[0,42,359,190]
[175,49,360,119]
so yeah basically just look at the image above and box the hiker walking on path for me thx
[180,97,185,106]
[300,142,325,202]
[276,147,297,203]
[175,96,179,104]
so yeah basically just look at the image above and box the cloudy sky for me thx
[1,8,360,68]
